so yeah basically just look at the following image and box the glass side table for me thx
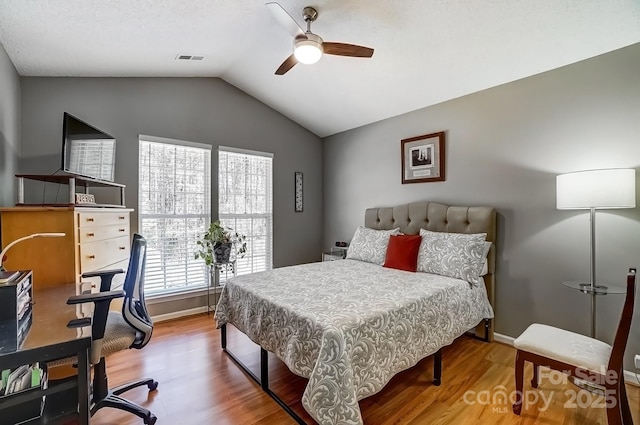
[561,280,625,338]
[321,246,347,262]
[561,281,626,296]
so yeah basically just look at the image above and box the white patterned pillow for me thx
[480,241,492,276]
[346,226,400,265]
[417,229,487,285]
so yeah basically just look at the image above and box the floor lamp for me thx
[556,168,636,338]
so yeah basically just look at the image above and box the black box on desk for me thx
[0,271,34,355]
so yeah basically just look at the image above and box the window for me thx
[218,147,273,278]
[138,135,211,295]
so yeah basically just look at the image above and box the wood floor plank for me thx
[90,314,639,424]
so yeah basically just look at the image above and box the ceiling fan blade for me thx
[266,2,305,38]
[275,54,298,75]
[323,42,374,58]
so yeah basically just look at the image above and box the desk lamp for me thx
[556,168,636,337]
[0,233,66,271]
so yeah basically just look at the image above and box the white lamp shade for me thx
[294,35,323,64]
[556,168,636,210]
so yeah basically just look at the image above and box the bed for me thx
[215,201,496,425]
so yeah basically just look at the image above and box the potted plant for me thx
[194,220,247,267]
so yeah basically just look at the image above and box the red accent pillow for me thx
[383,234,422,272]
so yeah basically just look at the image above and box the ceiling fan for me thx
[266,2,375,75]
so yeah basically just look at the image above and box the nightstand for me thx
[322,247,347,262]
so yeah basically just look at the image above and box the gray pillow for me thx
[346,226,400,265]
[417,229,487,285]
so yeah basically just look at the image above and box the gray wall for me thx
[19,77,323,314]
[0,42,20,207]
[323,43,640,369]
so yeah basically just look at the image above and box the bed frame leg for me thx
[433,348,442,386]
[221,326,307,424]
[484,318,491,342]
[261,348,269,391]
[221,323,227,349]
[467,318,492,342]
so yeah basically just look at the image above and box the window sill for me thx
[146,286,219,305]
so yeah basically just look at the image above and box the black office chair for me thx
[66,233,158,424]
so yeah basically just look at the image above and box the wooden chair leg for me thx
[531,363,539,388]
[619,379,633,425]
[513,350,524,415]
[606,382,624,425]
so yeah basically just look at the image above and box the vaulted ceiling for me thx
[1,0,639,137]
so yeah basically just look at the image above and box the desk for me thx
[0,283,91,424]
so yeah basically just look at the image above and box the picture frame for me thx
[294,171,303,212]
[401,131,445,184]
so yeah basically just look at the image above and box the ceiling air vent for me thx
[175,54,205,61]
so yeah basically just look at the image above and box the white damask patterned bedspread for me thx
[215,259,494,425]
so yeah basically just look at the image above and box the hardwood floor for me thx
[91,314,640,425]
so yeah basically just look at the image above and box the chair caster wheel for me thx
[148,380,158,391]
[145,414,157,425]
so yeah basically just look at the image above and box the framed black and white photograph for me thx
[401,131,445,184]
[294,171,303,212]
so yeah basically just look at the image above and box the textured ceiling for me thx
[1,0,639,137]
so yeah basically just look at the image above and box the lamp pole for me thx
[589,207,596,338]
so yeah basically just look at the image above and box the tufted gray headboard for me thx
[364,201,496,340]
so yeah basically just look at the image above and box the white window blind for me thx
[139,135,211,295]
[218,147,273,278]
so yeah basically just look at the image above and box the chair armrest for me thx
[81,269,125,292]
[81,269,124,278]
[67,290,124,305]
[67,317,92,328]
[67,290,125,341]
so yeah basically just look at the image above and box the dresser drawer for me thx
[78,211,129,228]
[78,223,130,244]
[79,236,130,272]
[76,258,129,317]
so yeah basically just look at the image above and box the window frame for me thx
[138,134,212,297]
[218,146,274,278]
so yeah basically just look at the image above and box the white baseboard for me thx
[493,332,515,346]
[152,306,208,323]
[493,332,640,387]
[624,370,640,386]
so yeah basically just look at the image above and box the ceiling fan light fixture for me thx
[294,35,323,64]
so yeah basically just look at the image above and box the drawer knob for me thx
[86,217,95,222]
[88,255,96,259]
[118,216,126,220]
[86,232,95,237]
[119,246,126,250]
[119,228,126,232]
